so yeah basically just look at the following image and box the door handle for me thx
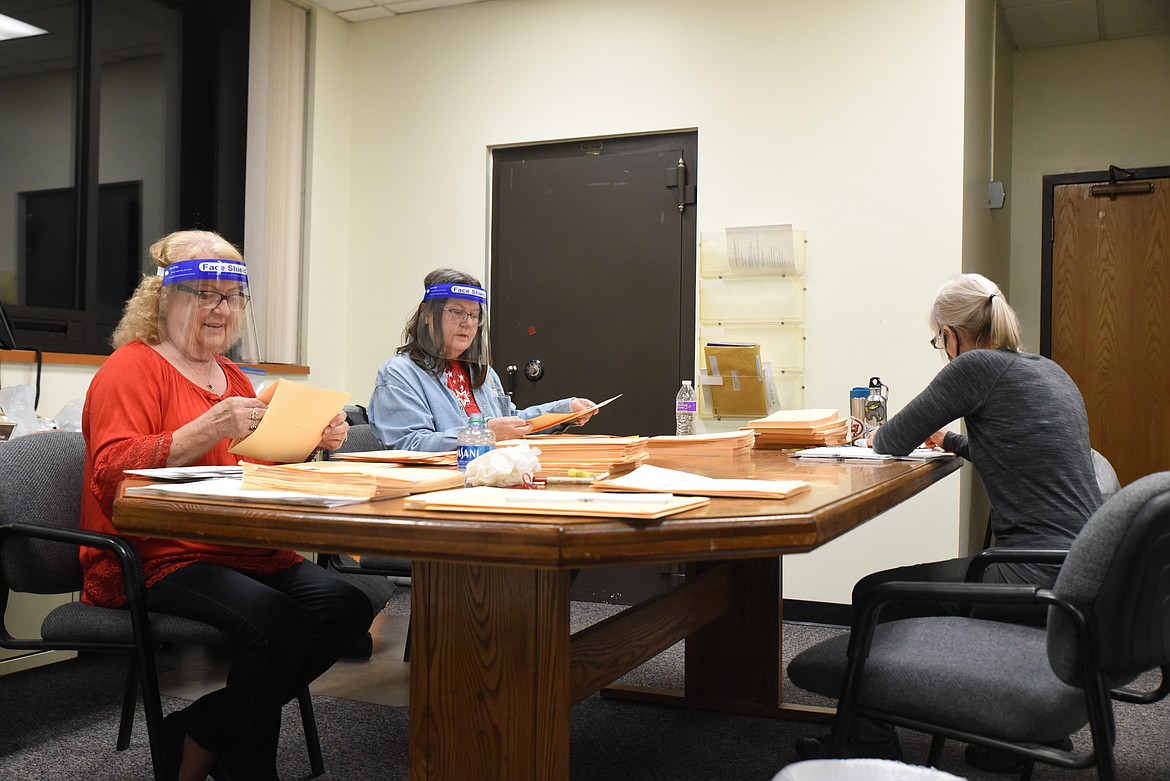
[506,365,518,397]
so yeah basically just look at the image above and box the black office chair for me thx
[322,422,413,660]
[788,471,1170,780]
[0,432,324,780]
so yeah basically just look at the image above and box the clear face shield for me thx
[413,282,490,367]
[157,258,261,365]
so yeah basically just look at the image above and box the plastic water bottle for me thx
[675,380,698,436]
[456,414,496,472]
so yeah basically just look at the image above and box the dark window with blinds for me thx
[0,0,248,355]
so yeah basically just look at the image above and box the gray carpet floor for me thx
[1,594,1167,780]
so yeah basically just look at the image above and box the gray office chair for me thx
[322,422,413,659]
[0,432,324,780]
[788,471,1170,780]
[335,420,384,453]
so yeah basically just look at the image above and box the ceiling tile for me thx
[1004,0,1100,48]
[338,6,395,22]
[378,0,485,12]
[311,0,372,11]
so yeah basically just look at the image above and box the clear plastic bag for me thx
[0,385,41,438]
[53,399,85,432]
[464,443,542,487]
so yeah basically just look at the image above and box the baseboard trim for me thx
[783,599,849,627]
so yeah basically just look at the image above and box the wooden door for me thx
[490,132,697,436]
[1044,169,1170,486]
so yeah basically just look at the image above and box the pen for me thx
[504,492,675,504]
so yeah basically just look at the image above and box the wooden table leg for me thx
[685,557,833,721]
[409,561,572,781]
[685,556,782,706]
[601,556,831,722]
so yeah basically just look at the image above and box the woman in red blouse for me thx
[81,230,373,781]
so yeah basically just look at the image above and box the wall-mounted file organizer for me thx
[699,276,804,323]
[697,225,807,419]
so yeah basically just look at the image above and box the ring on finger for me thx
[248,423,258,431]
[249,408,257,420]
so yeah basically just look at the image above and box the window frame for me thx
[1,0,250,356]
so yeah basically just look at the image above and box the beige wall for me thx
[318,0,970,603]
[302,10,354,392]
[1009,33,1170,350]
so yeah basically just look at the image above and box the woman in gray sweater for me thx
[863,272,1102,604]
[793,273,1102,766]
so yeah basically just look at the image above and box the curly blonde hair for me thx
[111,230,245,350]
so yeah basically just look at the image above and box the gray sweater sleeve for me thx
[872,351,1008,458]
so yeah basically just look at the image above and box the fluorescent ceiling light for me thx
[0,12,48,42]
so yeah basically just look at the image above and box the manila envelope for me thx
[229,378,351,463]
[705,342,768,417]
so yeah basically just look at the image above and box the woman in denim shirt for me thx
[369,268,597,451]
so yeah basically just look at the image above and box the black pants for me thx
[851,553,1049,625]
[146,560,375,779]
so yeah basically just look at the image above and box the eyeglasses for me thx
[175,283,250,312]
[443,307,482,325]
[930,329,947,350]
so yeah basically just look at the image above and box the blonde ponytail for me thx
[930,273,1020,351]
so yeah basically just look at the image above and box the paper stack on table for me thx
[593,464,810,500]
[124,478,370,508]
[329,449,458,466]
[240,461,466,499]
[646,429,756,457]
[743,409,851,449]
[500,435,649,477]
[403,485,707,520]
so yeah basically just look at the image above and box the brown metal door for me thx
[490,133,696,436]
[1044,169,1170,486]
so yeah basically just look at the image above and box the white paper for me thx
[125,465,245,481]
[125,477,368,507]
[793,446,953,461]
[597,464,810,497]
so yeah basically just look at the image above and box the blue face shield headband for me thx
[158,258,249,286]
[423,283,487,305]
